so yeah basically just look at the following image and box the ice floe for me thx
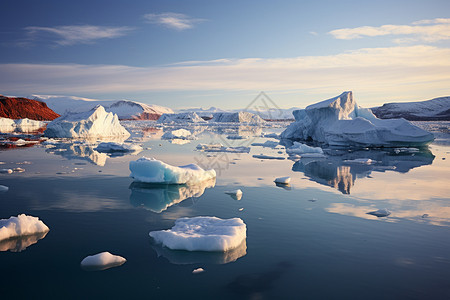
[286,142,325,157]
[162,129,195,140]
[45,105,130,138]
[192,268,205,274]
[149,216,247,252]
[253,154,285,160]
[157,112,206,124]
[197,143,250,153]
[80,252,126,271]
[95,142,142,153]
[281,91,434,147]
[130,157,216,184]
[367,208,391,217]
[211,112,265,124]
[225,189,243,200]
[251,140,279,148]
[343,158,376,165]
[0,214,50,241]
[274,176,291,184]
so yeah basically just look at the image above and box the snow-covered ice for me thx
[0,117,45,133]
[150,216,246,252]
[95,142,142,153]
[253,154,285,160]
[211,112,265,124]
[0,185,8,192]
[80,252,126,271]
[192,268,205,274]
[274,176,291,184]
[45,105,130,138]
[281,91,434,147]
[251,140,279,148]
[130,157,216,184]
[225,189,243,200]
[162,129,195,140]
[0,214,49,241]
[286,142,325,158]
[367,208,391,217]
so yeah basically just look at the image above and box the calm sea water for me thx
[0,122,449,299]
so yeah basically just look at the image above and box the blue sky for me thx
[0,0,449,109]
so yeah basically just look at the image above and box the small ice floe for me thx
[80,252,126,271]
[252,154,285,160]
[261,132,280,138]
[394,147,420,154]
[367,208,391,217]
[149,216,247,252]
[162,129,196,140]
[343,158,375,165]
[238,208,244,212]
[251,140,279,148]
[286,142,325,157]
[225,189,243,200]
[157,112,206,124]
[227,135,249,140]
[0,185,9,192]
[0,214,50,241]
[197,143,250,153]
[0,169,13,174]
[13,167,25,173]
[95,142,142,153]
[17,161,32,165]
[169,139,191,145]
[274,176,291,184]
[130,157,216,184]
[192,268,205,274]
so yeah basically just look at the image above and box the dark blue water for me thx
[0,122,449,299]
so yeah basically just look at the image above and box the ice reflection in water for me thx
[129,178,216,213]
[0,232,48,252]
[292,148,435,194]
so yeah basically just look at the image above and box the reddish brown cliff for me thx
[0,95,60,120]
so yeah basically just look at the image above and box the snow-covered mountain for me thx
[32,95,173,120]
[372,96,450,121]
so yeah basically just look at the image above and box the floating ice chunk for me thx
[95,142,142,153]
[0,169,13,174]
[367,208,391,217]
[343,158,375,165]
[130,157,216,184]
[251,140,279,148]
[274,176,291,184]
[13,167,25,172]
[227,135,249,140]
[197,143,250,153]
[286,142,324,156]
[0,185,9,192]
[0,117,16,132]
[80,252,126,271]
[149,216,247,252]
[394,147,420,154]
[0,117,45,133]
[192,268,205,274]
[196,143,222,150]
[252,154,285,160]
[262,132,280,138]
[170,139,191,145]
[225,189,243,200]
[281,91,434,147]
[45,105,130,138]
[0,214,50,241]
[211,112,265,124]
[157,112,206,124]
[162,129,195,140]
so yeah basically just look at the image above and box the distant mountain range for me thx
[371,96,450,121]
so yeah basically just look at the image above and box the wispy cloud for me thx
[329,18,450,43]
[143,12,205,30]
[1,45,449,105]
[24,25,134,46]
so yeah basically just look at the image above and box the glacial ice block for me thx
[44,105,130,138]
[0,214,49,241]
[80,252,126,271]
[281,91,434,147]
[274,176,291,184]
[130,157,216,184]
[149,216,247,252]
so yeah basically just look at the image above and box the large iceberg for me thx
[0,117,45,133]
[149,216,247,252]
[281,92,434,147]
[0,214,50,241]
[211,112,265,124]
[44,105,130,138]
[130,157,216,184]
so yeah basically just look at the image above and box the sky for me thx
[0,0,449,109]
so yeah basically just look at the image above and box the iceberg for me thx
[149,216,247,252]
[253,154,285,160]
[0,117,45,133]
[367,208,391,217]
[211,112,265,124]
[225,189,243,200]
[162,129,195,140]
[281,91,434,147]
[130,157,216,184]
[157,112,206,124]
[197,143,250,153]
[44,105,130,138]
[286,142,325,157]
[192,268,205,274]
[251,140,279,148]
[95,142,142,153]
[80,252,126,271]
[274,176,291,184]
[0,214,50,241]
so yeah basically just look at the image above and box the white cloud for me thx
[0,45,449,105]
[143,12,205,30]
[25,25,134,46]
[329,18,450,43]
